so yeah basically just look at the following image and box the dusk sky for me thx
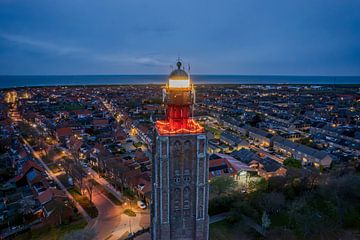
[0,0,359,75]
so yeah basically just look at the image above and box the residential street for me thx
[88,184,150,240]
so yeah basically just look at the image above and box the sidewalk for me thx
[87,167,123,202]
[22,138,92,223]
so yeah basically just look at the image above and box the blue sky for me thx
[0,0,359,75]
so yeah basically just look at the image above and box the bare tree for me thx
[85,179,96,203]
[72,162,85,194]
[52,198,71,226]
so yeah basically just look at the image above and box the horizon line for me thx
[1,73,360,78]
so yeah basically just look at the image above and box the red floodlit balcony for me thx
[156,118,204,135]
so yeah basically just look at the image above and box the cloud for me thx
[1,32,170,68]
[93,53,170,67]
[0,32,86,55]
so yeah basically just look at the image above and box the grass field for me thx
[14,218,87,240]
[210,220,252,240]
[68,188,98,218]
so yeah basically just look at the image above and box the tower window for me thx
[184,176,191,182]
[183,200,190,209]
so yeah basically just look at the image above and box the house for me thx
[92,119,109,129]
[220,131,249,150]
[15,160,45,187]
[249,157,287,180]
[273,136,334,168]
[246,126,273,147]
[55,127,73,146]
[209,153,256,184]
[230,149,262,164]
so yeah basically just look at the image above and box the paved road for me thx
[88,184,150,240]
[22,137,92,223]
[209,212,232,224]
[87,167,123,202]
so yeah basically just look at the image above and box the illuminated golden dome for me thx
[168,61,190,88]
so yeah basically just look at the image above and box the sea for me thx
[0,75,359,89]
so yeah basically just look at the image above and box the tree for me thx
[209,176,237,197]
[52,198,71,226]
[283,157,302,169]
[249,113,263,127]
[73,163,85,194]
[85,180,96,203]
[258,192,286,214]
[248,177,268,192]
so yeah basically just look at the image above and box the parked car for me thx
[137,201,146,209]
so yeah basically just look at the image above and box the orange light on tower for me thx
[156,60,204,135]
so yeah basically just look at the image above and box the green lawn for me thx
[48,164,62,173]
[209,220,256,240]
[15,218,87,240]
[68,188,98,218]
[123,208,136,217]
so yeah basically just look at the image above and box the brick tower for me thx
[151,60,209,240]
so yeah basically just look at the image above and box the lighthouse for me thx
[151,60,209,240]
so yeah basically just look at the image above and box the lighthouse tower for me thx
[151,60,209,240]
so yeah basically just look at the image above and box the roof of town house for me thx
[38,188,66,205]
[272,135,298,149]
[92,119,109,126]
[137,123,151,134]
[135,155,150,164]
[143,104,160,111]
[246,126,273,139]
[230,149,261,164]
[115,127,127,140]
[134,172,152,196]
[215,153,256,172]
[56,127,72,138]
[124,168,143,186]
[220,131,246,144]
[69,136,83,152]
[16,160,45,182]
[73,109,92,116]
[209,157,235,179]
[273,136,333,160]
[209,153,255,179]
[255,157,283,172]
[18,149,28,159]
[93,143,111,157]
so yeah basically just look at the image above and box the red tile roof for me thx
[56,127,72,138]
[92,119,109,126]
[16,160,45,182]
[38,188,66,204]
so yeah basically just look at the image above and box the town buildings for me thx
[1,81,359,238]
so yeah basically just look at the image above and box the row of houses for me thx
[272,136,334,168]
[219,123,334,168]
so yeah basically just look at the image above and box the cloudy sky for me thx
[0,0,359,75]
